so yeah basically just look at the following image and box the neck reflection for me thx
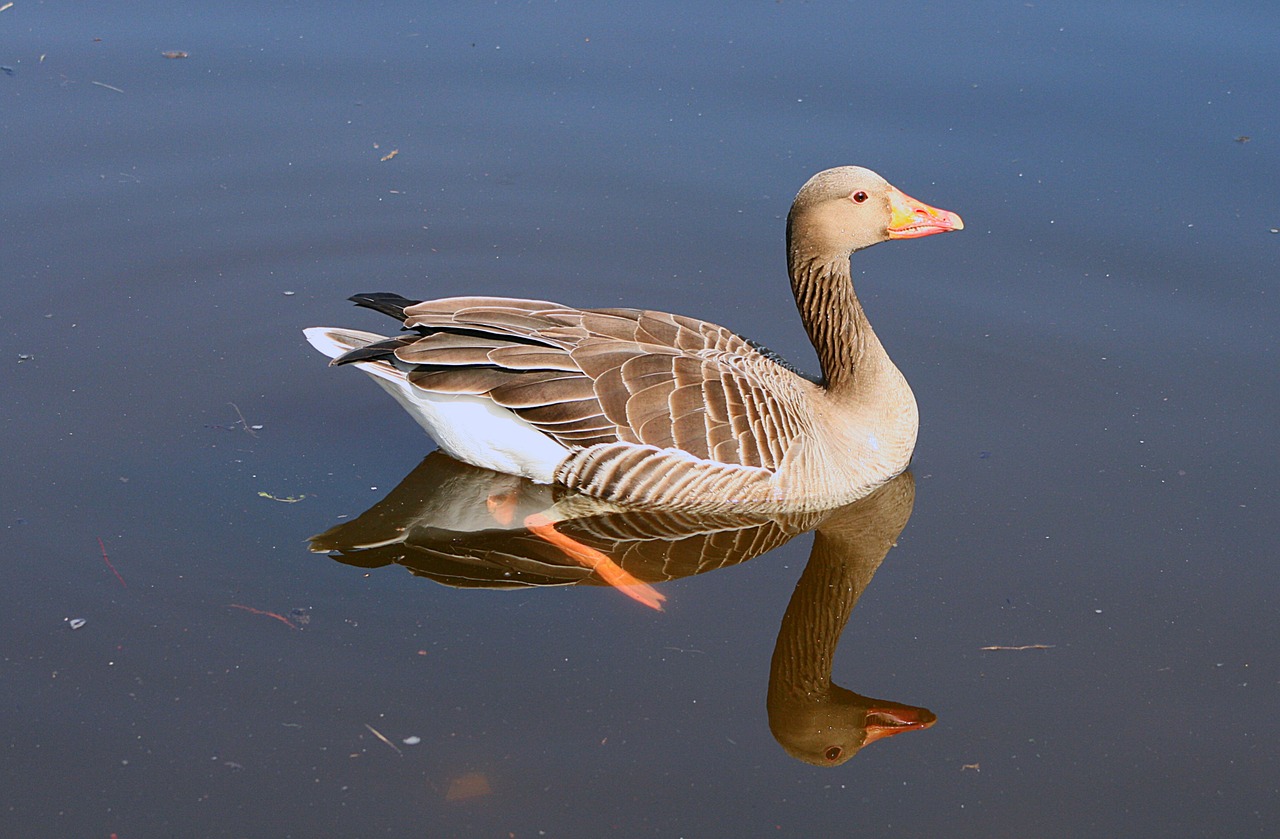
[310,452,935,765]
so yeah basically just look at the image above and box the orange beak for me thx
[861,704,938,746]
[886,186,964,239]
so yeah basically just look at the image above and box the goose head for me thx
[787,166,964,260]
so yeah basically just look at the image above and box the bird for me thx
[304,166,962,512]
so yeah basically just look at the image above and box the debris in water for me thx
[402,736,421,746]
[365,723,402,756]
[445,772,493,801]
[98,536,127,588]
[980,644,1054,651]
[228,402,259,436]
[258,492,306,503]
[227,603,299,629]
[380,149,399,162]
[161,51,189,59]
[67,618,87,630]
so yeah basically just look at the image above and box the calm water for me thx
[4,2,1278,836]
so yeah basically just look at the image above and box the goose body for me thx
[305,166,961,512]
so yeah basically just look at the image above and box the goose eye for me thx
[851,191,868,204]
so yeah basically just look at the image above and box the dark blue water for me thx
[4,2,1277,836]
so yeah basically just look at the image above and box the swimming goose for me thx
[305,166,962,511]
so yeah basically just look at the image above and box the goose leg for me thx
[522,513,667,611]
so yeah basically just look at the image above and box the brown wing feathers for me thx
[335,294,807,471]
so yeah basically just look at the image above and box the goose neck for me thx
[788,253,883,394]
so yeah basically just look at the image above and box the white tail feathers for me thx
[302,327,567,482]
[303,326,386,361]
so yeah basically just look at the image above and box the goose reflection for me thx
[309,452,935,764]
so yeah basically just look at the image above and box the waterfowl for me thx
[305,166,962,511]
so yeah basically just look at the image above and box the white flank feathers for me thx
[303,327,569,483]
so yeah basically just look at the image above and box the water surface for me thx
[4,2,1277,836]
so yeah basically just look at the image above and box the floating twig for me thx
[980,644,1054,651]
[97,536,127,588]
[91,80,124,93]
[227,603,298,629]
[228,402,259,436]
[365,723,403,756]
[379,149,399,162]
[258,491,306,503]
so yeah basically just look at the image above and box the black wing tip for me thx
[348,292,423,321]
[331,335,414,367]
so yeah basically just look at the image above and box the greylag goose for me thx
[305,166,962,511]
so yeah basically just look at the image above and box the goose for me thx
[305,166,962,511]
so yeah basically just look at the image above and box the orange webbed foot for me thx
[523,513,666,611]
